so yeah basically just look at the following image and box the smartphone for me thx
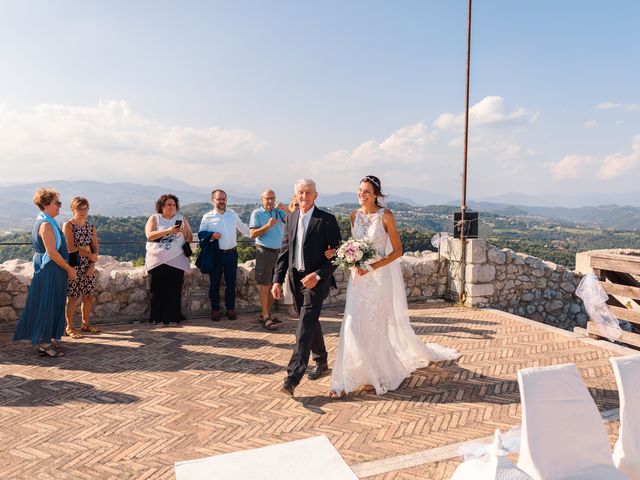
[174,219,183,228]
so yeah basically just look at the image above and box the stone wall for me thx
[442,238,588,330]
[0,252,446,326]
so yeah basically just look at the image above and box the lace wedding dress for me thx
[330,209,460,396]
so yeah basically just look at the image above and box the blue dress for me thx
[13,218,69,345]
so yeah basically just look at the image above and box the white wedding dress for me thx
[330,209,460,396]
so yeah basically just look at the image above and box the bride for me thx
[329,175,460,398]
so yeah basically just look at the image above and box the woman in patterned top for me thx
[63,197,99,338]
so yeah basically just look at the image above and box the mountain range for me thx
[1,179,639,232]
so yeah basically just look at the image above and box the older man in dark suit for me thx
[272,178,341,396]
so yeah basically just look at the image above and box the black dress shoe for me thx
[280,381,295,397]
[307,363,329,380]
[211,309,221,322]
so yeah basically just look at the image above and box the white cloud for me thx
[434,96,537,129]
[315,98,538,193]
[584,120,598,128]
[313,122,436,175]
[379,123,435,158]
[0,100,263,181]
[548,155,596,180]
[597,134,640,179]
[595,102,640,112]
[549,134,640,180]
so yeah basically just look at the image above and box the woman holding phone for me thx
[145,194,193,326]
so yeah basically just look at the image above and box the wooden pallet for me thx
[589,252,640,347]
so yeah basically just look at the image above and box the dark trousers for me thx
[208,249,238,310]
[149,264,184,324]
[286,269,328,386]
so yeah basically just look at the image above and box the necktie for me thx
[295,212,305,271]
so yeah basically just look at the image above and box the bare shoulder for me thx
[39,221,53,234]
[382,208,395,219]
[349,209,358,221]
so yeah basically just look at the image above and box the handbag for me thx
[69,251,81,267]
[182,242,193,258]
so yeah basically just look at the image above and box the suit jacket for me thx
[273,206,341,300]
[195,230,219,274]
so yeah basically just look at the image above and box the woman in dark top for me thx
[13,188,77,357]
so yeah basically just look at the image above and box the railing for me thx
[590,252,640,347]
[0,240,257,264]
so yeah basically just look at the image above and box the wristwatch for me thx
[314,273,322,281]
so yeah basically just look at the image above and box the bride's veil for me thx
[385,238,460,365]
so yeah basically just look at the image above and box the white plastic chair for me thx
[516,363,626,480]
[610,355,640,480]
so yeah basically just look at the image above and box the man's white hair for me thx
[294,178,316,191]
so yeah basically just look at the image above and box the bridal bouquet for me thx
[332,238,377,270]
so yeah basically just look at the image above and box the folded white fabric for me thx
[516,363,625,480]
[610,355,640,479]
[450,429,532,480]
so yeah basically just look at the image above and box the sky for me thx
[0,0,638,200]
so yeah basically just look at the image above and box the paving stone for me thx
[0,302,622,479]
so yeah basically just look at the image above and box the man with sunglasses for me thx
[249,189,290,330]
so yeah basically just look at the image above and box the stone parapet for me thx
[442,238,587,330]
[0,252,446,325]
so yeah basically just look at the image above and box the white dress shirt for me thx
[199,208,250,250]
[293,206,315,271]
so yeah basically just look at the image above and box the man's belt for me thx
[220,247,237,253]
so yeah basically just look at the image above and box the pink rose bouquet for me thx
[332,238,377,269]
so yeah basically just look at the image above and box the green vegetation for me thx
[2,202,639,269]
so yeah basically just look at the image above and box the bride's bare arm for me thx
[369,210,402,271]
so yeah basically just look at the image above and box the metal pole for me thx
[458,0,472,303]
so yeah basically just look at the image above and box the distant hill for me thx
[316,192,418,207]
[0,180,257,232]
[3,179,640,232]
[474,191,640,208]
[461,201,640,231]
[4,200,640,269]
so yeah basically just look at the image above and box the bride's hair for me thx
[360,175,386,208]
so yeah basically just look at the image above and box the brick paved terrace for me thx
[0,302,629,479]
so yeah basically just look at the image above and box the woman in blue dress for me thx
[13,188,77,357]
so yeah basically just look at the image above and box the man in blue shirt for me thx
[250,189,289,330]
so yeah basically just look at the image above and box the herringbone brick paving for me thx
[0,302,621,479]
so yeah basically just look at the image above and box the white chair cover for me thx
[450,429,533,480]
[610,355,640,479]
[516,363,626,480]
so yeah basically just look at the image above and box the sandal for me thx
[259,316,278,331]
[65,327,83,339]
[38,344,65,357]
[80,324,100,333]
[269,315,282,324]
